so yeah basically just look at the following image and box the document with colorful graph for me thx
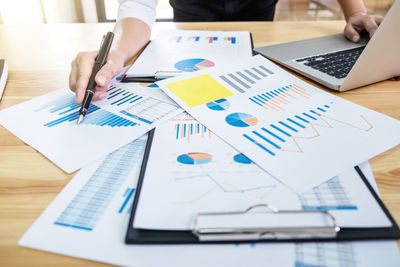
[133,114,391,230]
[157,55,400,193]
[0,83,182,173]
[19,133,400,266]
[125,30,253,78]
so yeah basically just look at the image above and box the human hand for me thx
[344,12,383,43]
[69,50,125,104]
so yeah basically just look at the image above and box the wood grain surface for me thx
[0,21,399,266]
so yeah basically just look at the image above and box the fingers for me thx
[69,51,98,104]
[362,16,379,38]
[345,14,383,43]
[69,50,124,104]
[344,23,361,42]
[92,59,123,100]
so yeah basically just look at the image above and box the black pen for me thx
[121,70,184,83]
[77,32,114,124]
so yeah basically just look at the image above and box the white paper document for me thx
[157,55,400,193]
[19,134,400,267]
[134,115,391,230]
[126,30,253,76]
[0,83,182,173]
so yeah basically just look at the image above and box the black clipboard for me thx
[125,128,400,244]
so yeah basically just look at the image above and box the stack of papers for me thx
[1,29,399,266]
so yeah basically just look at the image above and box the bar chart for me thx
[224,37,236,44]
[106,86,143,106]
[54,138,146,231]
[241,105,335,157]
[219,65,274,93]
[249,84,311,111]
[120,97,179,125]
[206,37,218,43]
[174,120,212,142]
[299,177,357,210]
[38,94,137,128]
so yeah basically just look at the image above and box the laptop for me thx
[254,0,400,91]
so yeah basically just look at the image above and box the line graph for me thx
[243,105,374,156]
[173,173,276,204]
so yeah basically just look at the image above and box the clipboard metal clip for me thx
[193,204,340,242]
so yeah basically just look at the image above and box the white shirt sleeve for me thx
[118,0,159,29]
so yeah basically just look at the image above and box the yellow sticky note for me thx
[165,74,234,107]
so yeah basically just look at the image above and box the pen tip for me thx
[77,115,83,125]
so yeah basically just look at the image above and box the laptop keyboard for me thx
[295,46,365,79]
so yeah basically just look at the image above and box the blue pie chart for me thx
[206,99,230,111]
[174,58,215,72]
[233,154,252,164]
[225,113,258,127]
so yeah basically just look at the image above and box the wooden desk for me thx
[0,21,399,266]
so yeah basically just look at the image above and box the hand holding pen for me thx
[76,32,114,124]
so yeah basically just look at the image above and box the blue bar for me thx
[261,93,271,100]
[58,106,79,115]
[54,222,93,231]
[213,37,218,40]
[270,91,279,97]
[279,121,298,132]
[261,127,286,142]
[295,115,309,123]
[304,112,317,120]
[287,118,305,128]
[266,92,275,98]
[190,124,193,135]
[106,86,116,92]
[195,36,200,41]
[109,116,125,127]
[118,188,135,213]
[176,124,180,139]
[129,96,142,103]
[117,95,137,106]
[243,134,275,156]
[111,94,131,105]
[197,123,200,133]
[107,91,122,99]
[324,105,330,108]
[278,88,285,93]
[108,88,121,96]
[253,131,281,149]
[177,36,182,43]
[203,125,207,133]
[254,96,266,104]
[120,111,152,124]
[99,114,116,126]
[183,124,186,137]
[270,124,292,137]
[231,37,236,44]
[317,107,326,112]
[257,94,269,102]
[249,98,263,106]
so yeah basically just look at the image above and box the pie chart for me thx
[206,99,230,111]
[225,113,258,127]
[174,58,215,72]
[233,153,252,164]
[140,82,159,88]
[177,152,212,165]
